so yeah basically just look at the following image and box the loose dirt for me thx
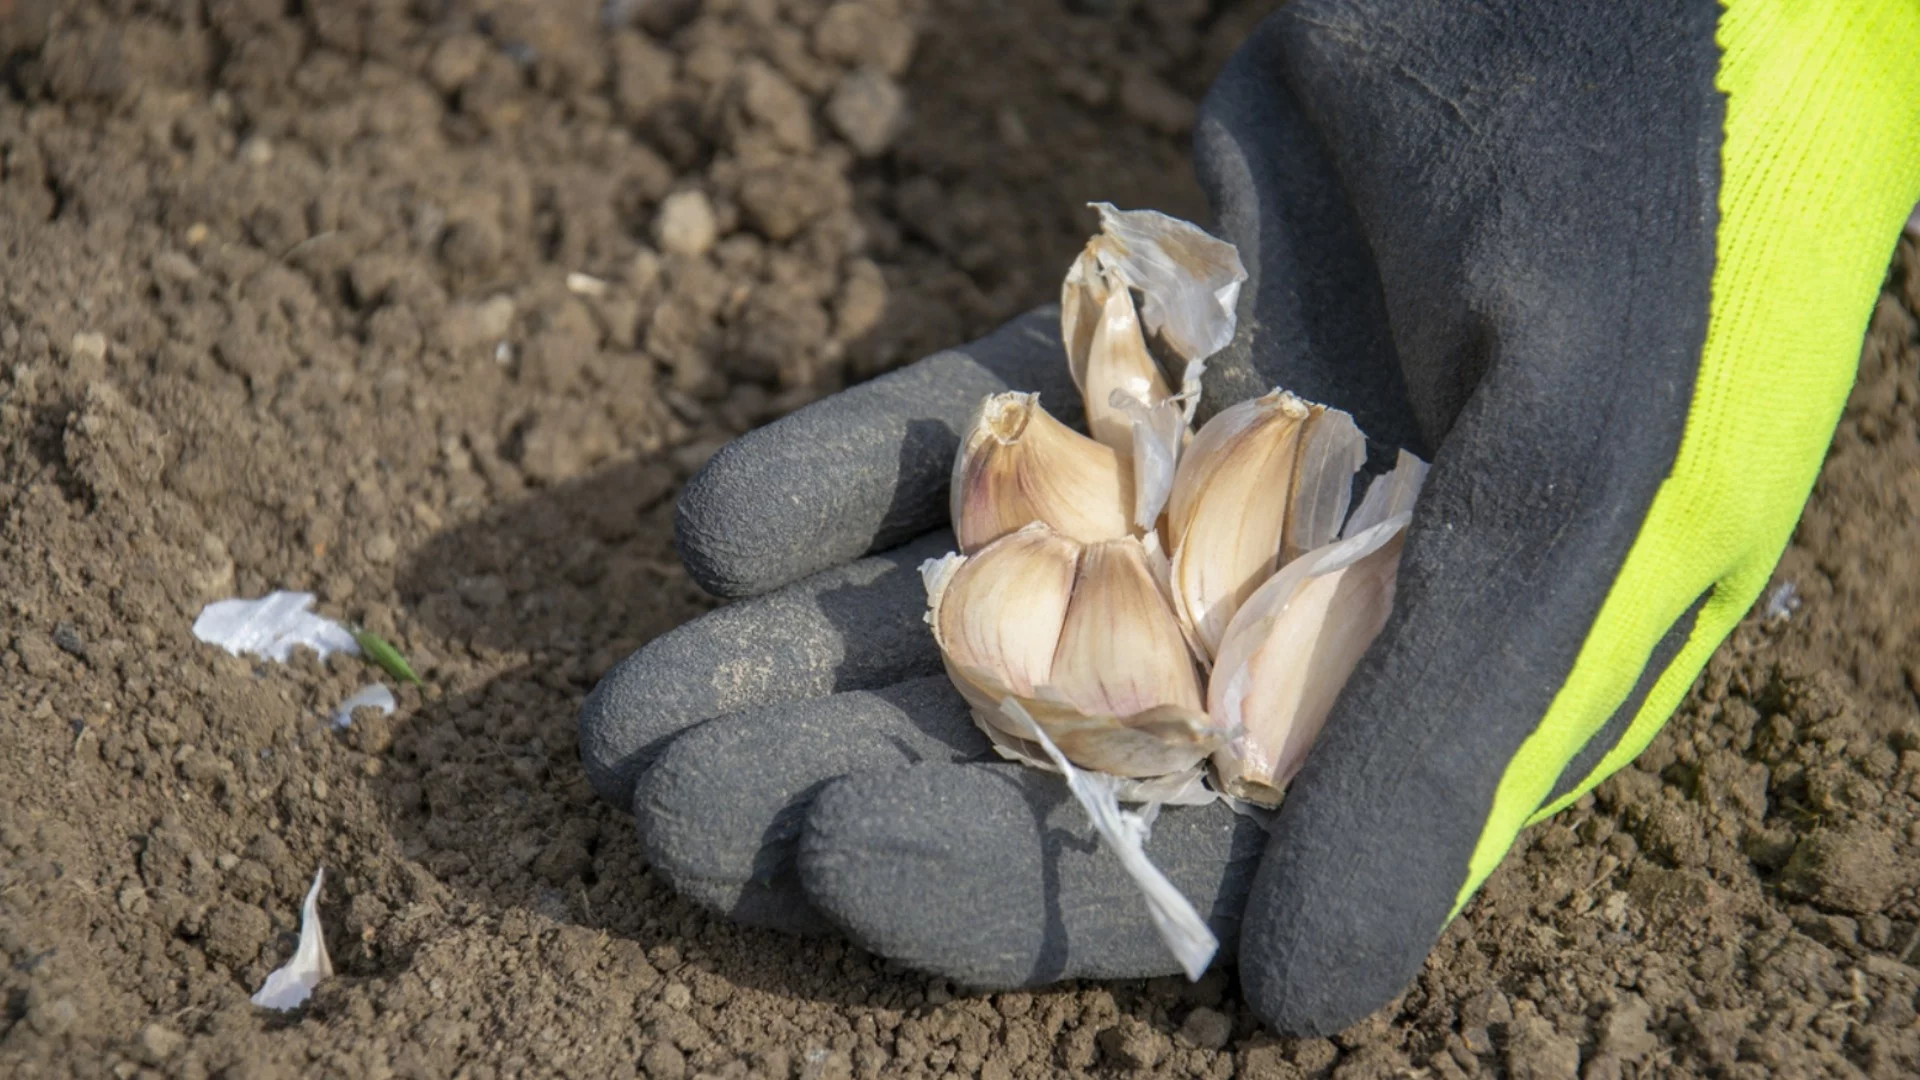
[3,2,1919,1078]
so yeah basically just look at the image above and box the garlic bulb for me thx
[925,207,1424,805]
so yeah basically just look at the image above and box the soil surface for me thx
[4,2,1920,1078]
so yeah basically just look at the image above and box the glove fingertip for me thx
[578,638,688,804]
[673,439,762,601]
[1238,897,1438,1038]
[631,748,838,936]
[1234,709,1480,1035]
[674,415,901,600]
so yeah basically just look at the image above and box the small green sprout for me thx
[351,627,420,684]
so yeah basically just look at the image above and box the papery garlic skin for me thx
[950,393,1136,553]
[1207,452,1428,806]
[1166,391,1366,659]
[925,523,1222,778]
[251,867,333,1010]
[1087,203,1248,364]
[1109,389,1187,533]
[1341,449,1430,538]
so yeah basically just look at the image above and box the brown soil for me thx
[3,2,1918,1078]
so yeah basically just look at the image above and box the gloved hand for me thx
[581,0,1920,1034]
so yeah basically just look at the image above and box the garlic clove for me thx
[1207,452,1427,806]
[1206,534,1402,806]
[1166,391,1365,659]
[1080,286,1175,453]
[1060,247,1115,400]
[928,523,1079,703]
[951,392,1136,553]
[1167,392,1305,650]
[1039,537,1212,772]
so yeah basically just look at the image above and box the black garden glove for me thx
[582,0,1920,1034]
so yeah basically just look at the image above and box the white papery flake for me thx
[1765,581,1802,622]
[1089,203,1248,364]
[193,592,361,663]
[998,699,1219,981]
[331,684,397,729]
[1109,390,1186,531]
[252,867,333,1010]
[918,553,967,624]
